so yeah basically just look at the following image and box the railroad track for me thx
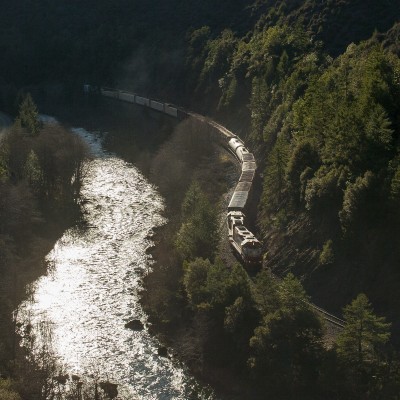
[269,271,346,329]
[310,302,345,328]
[97,86,347,333]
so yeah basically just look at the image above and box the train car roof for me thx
[228,191,248,210]
[239,169,256,182]
[242,161,257,171]
[242,153,255,162]
[235,181,252,192]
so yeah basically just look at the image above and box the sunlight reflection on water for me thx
[18,127,215,400]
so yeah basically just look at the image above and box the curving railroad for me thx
[91,85,345,330]
[96,86,262,265]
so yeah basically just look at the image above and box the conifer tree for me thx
[175,181,219,260]
[336,294,391,368]
[248,274,323,389]
[15,94,40,136]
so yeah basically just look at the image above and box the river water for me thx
[18,123,215,399]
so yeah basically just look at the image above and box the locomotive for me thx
[95,86,263,266]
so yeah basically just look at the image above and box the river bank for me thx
[5,96,229,399]
[138,116,270,399]
[0,103,92,398]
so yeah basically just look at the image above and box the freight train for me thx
[92,86,262,266]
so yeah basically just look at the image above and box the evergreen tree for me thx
[181,181,205,220]
[249,274,324,392]
[259,135,290,228]
[336,294,391,368]
[15,94,40,136]
[175,181,219,260]
[252,269,280,315]
[183,257,211,306]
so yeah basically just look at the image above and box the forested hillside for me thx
[251,0,399,56]
[1,0,398,104]
[180,2,400,320]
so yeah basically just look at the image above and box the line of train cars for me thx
[95,86,263,266]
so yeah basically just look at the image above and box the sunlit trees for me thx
[251,43,400,289]
[286,141,320,207]
[183,257,211,306]
[183,258,252,312]
[339,171,377,235]
[183,257,257,366]
[252,269,280,315]
[336,294,391,368]
[249,274,324,392]
[175,181,219,261]
[291,46,399,210]
[319,239,334,265]
[249,274,322,391]
[259,135,290,228]
[333,294,395,397]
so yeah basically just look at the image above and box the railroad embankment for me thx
[137,112,332,399]
[139,117,260,398]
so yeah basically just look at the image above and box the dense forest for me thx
[178,2,400,326]
[1,0,400,399]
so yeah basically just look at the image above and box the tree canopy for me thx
[175,181,219,261]
[336,293,391,367]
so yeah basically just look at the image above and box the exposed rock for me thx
[158,346,168,358]
[125,319,144,331]
[100,381,118,399]
[53,374,68,385]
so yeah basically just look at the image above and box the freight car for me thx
[93,85,262,265]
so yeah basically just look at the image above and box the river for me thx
[17,120,215,399]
